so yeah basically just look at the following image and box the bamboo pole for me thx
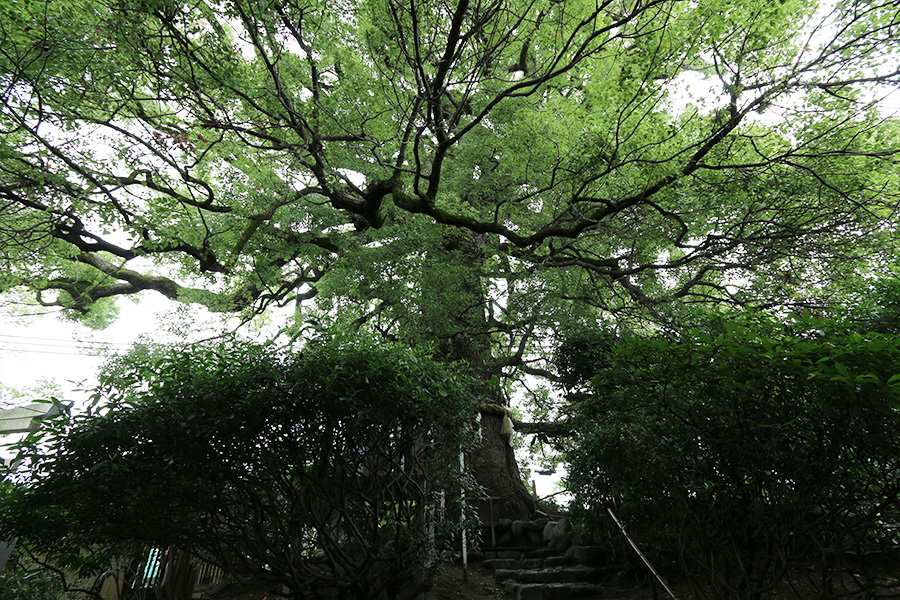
[607,508,679,600]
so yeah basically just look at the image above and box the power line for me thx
[0,333,134,347]
[0,333,137,358]
[0,340,116,352]
[0,345,107,357]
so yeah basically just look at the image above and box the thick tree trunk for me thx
[471,406,537,520]
[421,232,538,521]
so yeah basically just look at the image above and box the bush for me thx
[1,336,480,600]
[565,315,900,600]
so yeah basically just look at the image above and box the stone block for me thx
[495,569,519,584]
[542,520,559,542]
[565,545,608,566]
[541,583,601,599]
[544,555,571,567]
[483,559,522,572]
[524,518,549,531]
[511,519,527,537]
[506,583,544,600]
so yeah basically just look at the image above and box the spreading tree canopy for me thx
[1,0,898,332]
[2,0,899,516]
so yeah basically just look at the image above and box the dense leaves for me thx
[565,316,900,600]
[1,338,479,599]
[0,0,897,356]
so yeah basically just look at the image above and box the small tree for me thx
[565,315,900,600]
[1,337,479,600]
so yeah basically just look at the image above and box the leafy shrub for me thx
[565,315,900,600]
[0,569,59,600]
[1,336,479,600]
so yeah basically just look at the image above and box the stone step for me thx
[521,558,548,569]
[487,555,576,572]
[471,547,542,562]
[522,546,559,559]
[521,552,596,569]
[542,555,573,567]
[505,582,603,600]
[481,545,612,572]
[482,558,524,571]
[563,545,610,566]
[495,566,605,586]
[484,545,606,567]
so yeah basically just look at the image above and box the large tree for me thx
[1,0,899,516]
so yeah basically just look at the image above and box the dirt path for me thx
[425,561,504,600]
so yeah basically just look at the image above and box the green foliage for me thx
[2,0,900,546]
[0,0,898,342]
[0,568,60,600]
[1,335,480,599]
[0,378,63,407]
[552,328,621,395]
[0,544,132,600]
[566,314,900,599]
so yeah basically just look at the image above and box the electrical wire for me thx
[0,333,134,357]
[0,333,133,348]
[0,346,106,357]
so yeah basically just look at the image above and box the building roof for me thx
[0,402,63,434]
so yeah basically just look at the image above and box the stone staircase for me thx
[472,517,613,600]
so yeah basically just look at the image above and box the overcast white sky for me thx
[0,298,165,397]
